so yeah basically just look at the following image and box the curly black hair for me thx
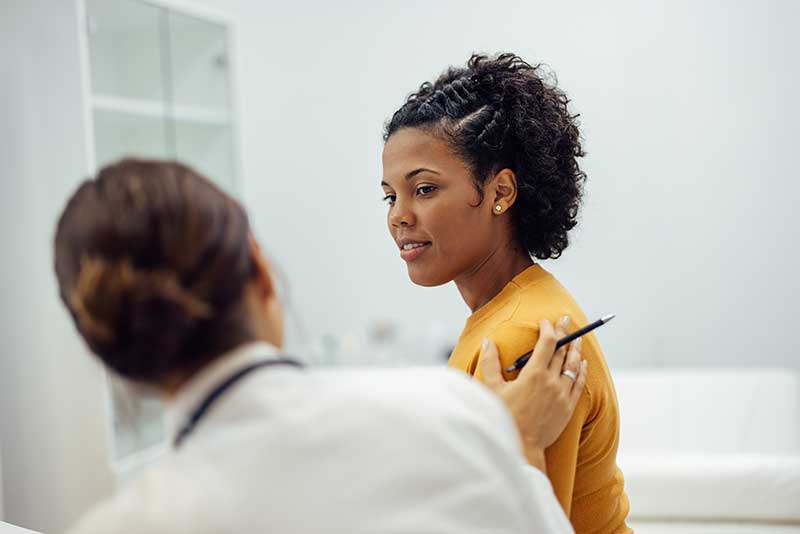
[384,53,586,260]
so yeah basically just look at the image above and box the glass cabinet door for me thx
[86,0,165,101]
[168,11,230,109]
[85,0,236,192]
[168,11,235,191]
[87,0,170,167]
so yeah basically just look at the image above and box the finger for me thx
[477,338,505,390]
[555,314,570,338]
[547,315,571,374]
[560,336,582,385]
[569,359,588,409]
[518,320,557,379]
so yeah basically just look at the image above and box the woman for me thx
[381,53,630,534]
[56,159,586,533]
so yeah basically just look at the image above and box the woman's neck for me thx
[454,241,533,313]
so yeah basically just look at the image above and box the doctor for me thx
[55,159,586,533]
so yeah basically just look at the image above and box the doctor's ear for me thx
[248,235,276,300]
[489,168,518,215]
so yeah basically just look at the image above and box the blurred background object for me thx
[1,0,798,532]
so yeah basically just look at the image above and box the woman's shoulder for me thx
[511,271,590,324]
[487,291,617,413]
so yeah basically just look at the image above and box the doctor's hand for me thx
[478,317,587,473]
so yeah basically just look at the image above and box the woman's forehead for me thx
[382,128,468,180]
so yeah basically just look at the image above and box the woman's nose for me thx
[389,198,416,228]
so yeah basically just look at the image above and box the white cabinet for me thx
[80,0,240,464]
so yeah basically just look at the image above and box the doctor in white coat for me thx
[55,159,586,534]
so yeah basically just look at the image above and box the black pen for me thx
[505,314,616,372]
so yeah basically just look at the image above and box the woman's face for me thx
[381,128,497,286]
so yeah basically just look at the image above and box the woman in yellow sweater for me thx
[380,53,631,534]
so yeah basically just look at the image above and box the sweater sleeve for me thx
[544,392,592,515]
[468,319,592,514]
[470,320,631,533]
[543,342,632,534]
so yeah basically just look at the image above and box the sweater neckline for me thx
[463,264,551,332]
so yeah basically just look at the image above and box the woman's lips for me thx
[399,242,432,262]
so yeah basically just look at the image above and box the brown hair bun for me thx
[54,159,254,383]
[70,257,211,378]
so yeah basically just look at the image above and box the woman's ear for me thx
[489,168,518,215]
[248,235,276,300]
[247,234,285,348]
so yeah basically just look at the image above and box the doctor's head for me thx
[54,159,283,392]
[381,53,586,286]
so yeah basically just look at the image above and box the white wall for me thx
[0,1,115,531]
[194,0,799,368]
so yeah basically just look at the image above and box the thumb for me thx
[478,338,505,390]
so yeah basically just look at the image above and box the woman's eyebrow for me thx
[405,168,440,180]
[381,168,441,187]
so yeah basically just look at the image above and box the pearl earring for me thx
[494,205,502,212]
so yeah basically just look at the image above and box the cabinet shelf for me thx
[92,94,230,125]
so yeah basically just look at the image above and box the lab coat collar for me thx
[165,341,281,442]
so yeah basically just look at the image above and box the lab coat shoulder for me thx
[307,366,526,453]
[314,366,516,425]
[306,367,574,533]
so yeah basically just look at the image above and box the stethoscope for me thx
[173,357,304,448]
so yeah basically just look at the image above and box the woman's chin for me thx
[407,266,450,287]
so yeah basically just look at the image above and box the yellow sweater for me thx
[448,265,631,534]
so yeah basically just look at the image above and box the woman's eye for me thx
[417,185,437,196]
[382,194,396,205]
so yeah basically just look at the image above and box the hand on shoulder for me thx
[477,317,587,472]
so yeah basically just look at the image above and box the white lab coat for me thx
[70,342,572,533]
